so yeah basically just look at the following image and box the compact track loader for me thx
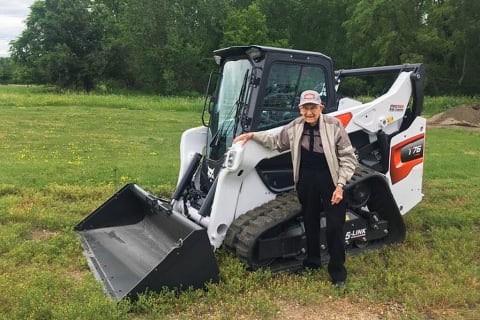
[75,45,426,300]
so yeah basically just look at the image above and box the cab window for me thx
[259,63,326,129]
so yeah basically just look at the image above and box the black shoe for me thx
[295,260,321,275]
[332,280,346,288]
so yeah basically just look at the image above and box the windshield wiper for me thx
[210,69,250,148]
[233,69,250,135]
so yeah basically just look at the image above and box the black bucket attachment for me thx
[75,184,219,300]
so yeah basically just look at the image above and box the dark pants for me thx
[297,169,347,282]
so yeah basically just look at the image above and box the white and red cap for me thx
[299,90,323,106]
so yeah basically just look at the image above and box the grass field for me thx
[0,85,479,319]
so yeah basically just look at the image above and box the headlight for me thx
[224,143,244,172]
[225,150,237,169]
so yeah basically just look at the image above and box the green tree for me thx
[221,3,285,47]
[106,0,228,94]
[10,0,108,91]
[9,0,479,95]
[420,0,480,94]
[342,0,427,94]
[162,0,230,94]
[343,0,480,95]
[290,0,354,67]
[344,0,425,67]
[0,58,15,84]
[90,0,131,90]
[111,0,169,92]
[255,0,295,47]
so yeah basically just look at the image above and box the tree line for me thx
[1,0,479,96]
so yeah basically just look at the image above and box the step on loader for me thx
[75,45,426,300]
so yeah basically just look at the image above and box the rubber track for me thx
[224,165,395,270]
[224,191,302,268]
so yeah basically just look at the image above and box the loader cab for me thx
[202,46,337,192]
[205,45,335,157]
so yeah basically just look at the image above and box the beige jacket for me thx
[252,114,357,187]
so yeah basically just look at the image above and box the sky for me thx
[0,0,36,57]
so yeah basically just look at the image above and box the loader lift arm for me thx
[335,63,425,123]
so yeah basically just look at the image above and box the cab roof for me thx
[213,45,331,62]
